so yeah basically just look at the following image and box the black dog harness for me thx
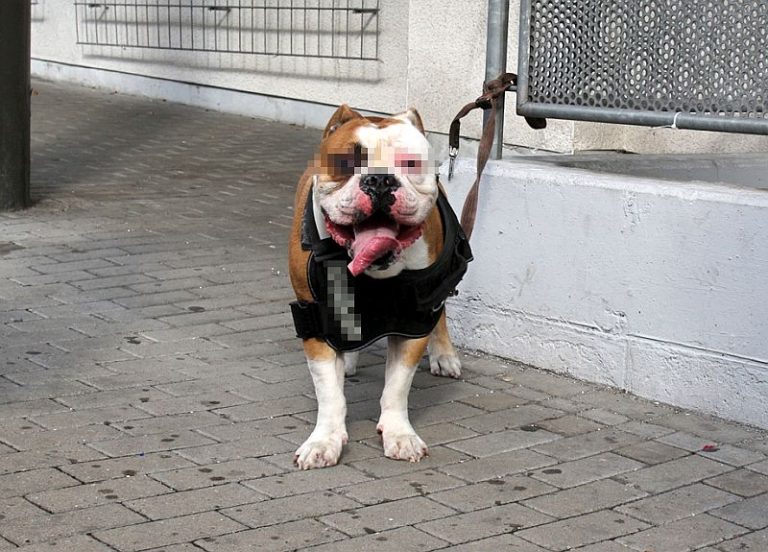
[290,185,473,352]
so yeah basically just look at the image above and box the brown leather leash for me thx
[448,72,546,240]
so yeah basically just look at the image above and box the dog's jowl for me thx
[288,105,472,469]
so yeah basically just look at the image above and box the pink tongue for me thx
[348,223,399,276]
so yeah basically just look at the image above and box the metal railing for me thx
[74,0,380,60]
[516,0,768,134]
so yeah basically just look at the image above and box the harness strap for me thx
[290,300,325,339]
[448,72,546,241]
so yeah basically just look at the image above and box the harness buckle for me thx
[448,146,459,181]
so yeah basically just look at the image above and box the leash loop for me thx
[448,72,546,241]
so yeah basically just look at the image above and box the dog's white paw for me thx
[429,352,462,378]
[294,432,347,470]
[381,431,429,462]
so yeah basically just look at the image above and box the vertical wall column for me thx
[0,1,32,210]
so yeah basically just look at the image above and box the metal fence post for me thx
[484,0,509,160]
[0,0,32,210]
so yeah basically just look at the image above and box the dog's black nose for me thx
[360,174,399,197]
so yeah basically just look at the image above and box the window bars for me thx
[517,0,768,134]
[74,0,380,60]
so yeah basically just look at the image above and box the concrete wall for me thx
[30,0,768,154]
[445,157,768,429]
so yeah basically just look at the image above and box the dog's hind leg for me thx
[427,310,462,378]
[294,338,348,469]
[377,335,430,462]
[342,351,358,377]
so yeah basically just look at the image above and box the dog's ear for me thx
[324,104,363,138]
[392,108,425,135]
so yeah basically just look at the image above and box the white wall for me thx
[445,157,768,429]
[31,0,768,154]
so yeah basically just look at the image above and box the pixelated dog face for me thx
[314,105,438,277]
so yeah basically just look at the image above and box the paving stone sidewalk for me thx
[0,79,766,551]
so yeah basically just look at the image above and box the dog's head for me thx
[314,105,437,277]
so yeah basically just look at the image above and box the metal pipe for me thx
[484,0,509,160]
[0,0,31,210]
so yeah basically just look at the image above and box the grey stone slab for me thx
[574,390,674,420]
[616,482,741,524]
[152,457,283,491]
[614,439,690,465]
[59,451,195,482]
[657,432,766,466]
[30,405,151,430]
[10,535,112,551]
[749,458,768,475]
[439,448,557,483]
[617,514,748,551]
[0,468,80,499]
[616,420,675,438]
[245,465,371,499]
[349,446,470,479]
[516,510,649,551]
[571,544,636,552]
[213,395,318,421]
[717,528,768,551]
[711,493,768,529]
[439,533,549,552]
[335,469,463,506]
[579,409,631,426]
[194,519,345,552]
[1,503,145,546]
[537,414,604,436]
[531,453,644,489]
[111,411,226,436]
[530,428,641,461]
[616,454,733,493]
[175,435,295,464]
[221,490,359,528]
[95,511,246,552]
[407,381,494,409]
[523,478,648,518]
[301,526,448,552]
[0,424,124,452]
[89,429,217,457]
[416,503,554,545]
[56,388,173,410]
[136,391,251,416]
[27,474,171,512]
[429,475,556,512]
[196,416,311,442]
[657,413,764,444]
[448,428,560,457]
[706,468,768,497]
[0,446,105,475]
[456,404,565,434]
[126,482,267,519]
[456,390,530,411]
[319,496,455,536]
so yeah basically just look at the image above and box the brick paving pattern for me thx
[0,79,765,550]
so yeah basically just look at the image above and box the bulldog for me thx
[288,105,472,469]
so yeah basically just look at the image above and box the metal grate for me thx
[74,0,380,60]
[517,0,768,134]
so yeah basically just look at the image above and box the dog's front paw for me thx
[429,352,462,378]
[380,430,428,462]
[294,432,347,470]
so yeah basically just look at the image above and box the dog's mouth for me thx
[325,212,423,276]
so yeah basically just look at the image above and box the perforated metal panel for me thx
[517,0,768,134]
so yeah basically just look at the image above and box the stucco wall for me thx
[31,0,768,154]
[445,156,768,428]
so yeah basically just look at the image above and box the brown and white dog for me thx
[288,105,462,469]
